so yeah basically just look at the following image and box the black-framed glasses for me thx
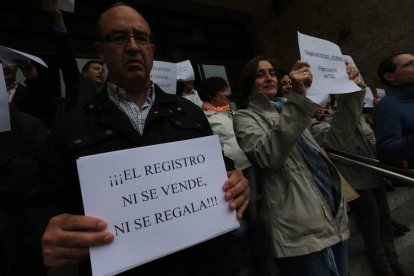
[101,30,151,45]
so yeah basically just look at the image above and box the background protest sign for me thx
[58,0,75,13]
[150,60,177,94]
[77,135,239,276]
[176,60,195,81]
[0,46,48,68]
[363,87,375,108]
[0,65,10,132]
[307,94,329,108]
[298,32,360,96]
[376,88,386,99]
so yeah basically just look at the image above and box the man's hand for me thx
[41,214,114,268]
[223,170,249,220]
[289,60,313,96]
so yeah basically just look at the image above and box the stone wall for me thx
[187,0,414,90]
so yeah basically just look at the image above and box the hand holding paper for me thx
[42,214,113,268]
[289,60,312,96]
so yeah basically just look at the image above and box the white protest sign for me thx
[176,60,195,81]
[0,65,11,132]
[58,0,75,13]
[363,87,374,108]
[307,94,330,107]
[298,32,360,96]
[77,135,239,276]
[376,88,386,99]
[0,46,48,68]
[150,61,177,94]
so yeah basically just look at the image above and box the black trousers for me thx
[350,186,399,271]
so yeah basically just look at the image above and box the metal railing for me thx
[326,149,414,186]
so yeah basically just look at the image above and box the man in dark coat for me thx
[28,3,249,276]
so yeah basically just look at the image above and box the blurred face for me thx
[83,63,105,86]
[96,5,155,88]
[386,54,414,86]
[2,63,17,87]
[252,60,277,99]
[280,74,293,96]
[210,88,230,107]
[182,80,195,94]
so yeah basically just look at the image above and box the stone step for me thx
[348,186,414,276]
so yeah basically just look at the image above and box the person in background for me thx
[198,76,253,275]
[27,3,249,275]
[234,55,364,276]
[2,61,56,127]
[375,53,414,169]
[177,78,203,107]
[1,106,48,276]
[319,89,408,276]
[41,0,105,112]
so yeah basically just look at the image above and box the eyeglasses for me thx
[101,30,151,45]
[256,69,276,79]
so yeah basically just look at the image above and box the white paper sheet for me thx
[298,32,360,96]
[77,135,239,276]
[0,65,11,132]
[0,46,48,68]
[363,87,374,108]
[176,60,195,81]
[150,60,177,94]
[376,88,386,99]
[307,94,329,107]
[58,0,75,13]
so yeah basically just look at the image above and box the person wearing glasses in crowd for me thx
[41,0,106,112]
[27,3,249,276]
[233,56,364,276]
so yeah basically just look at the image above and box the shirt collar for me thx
[107,82,155,105]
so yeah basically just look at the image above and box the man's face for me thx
[252,60,278,99]
[96,6,155,88]
[386,54,414,86]
[83,63,105,86]
[2,63,17,87]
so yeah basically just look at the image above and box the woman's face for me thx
[210,88,230,107]
[252,60,278,99]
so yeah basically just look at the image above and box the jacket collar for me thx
[83,84,184,143]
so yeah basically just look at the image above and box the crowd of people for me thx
[1,1,413,276]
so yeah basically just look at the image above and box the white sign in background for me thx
[298,32,360,96]
[58,0,75,13]
[150,61,177,94]
[363,87,374,108]
[77,135,239,276]
[0,46,48,68]
[0,65,11,132]
[176,60,195,81]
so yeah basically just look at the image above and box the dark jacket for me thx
[374,86,414,168]
[11,78,56,127]
[0,109,48,276]
[54,32,99,111]
[28,86,235,275]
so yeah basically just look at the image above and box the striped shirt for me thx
[107,82,155,135]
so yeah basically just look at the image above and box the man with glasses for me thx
[28,3,249,275]
[375,53,414,170]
